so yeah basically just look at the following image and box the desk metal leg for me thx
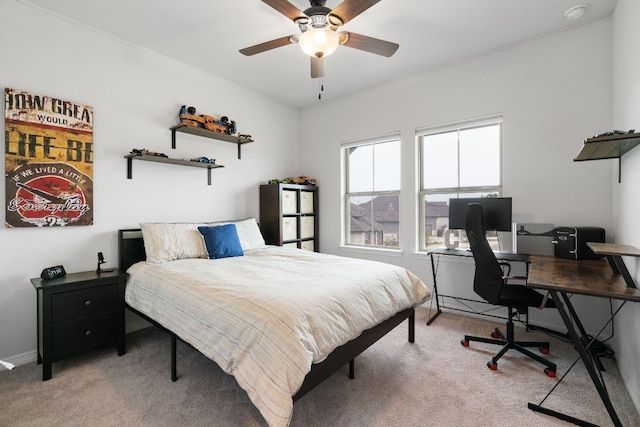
[426,253,442,325]
[562,291,606,372]
[528,290,622,427]
[606,255,637,288]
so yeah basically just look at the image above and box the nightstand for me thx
[30,269,127,381]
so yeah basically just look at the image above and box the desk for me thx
[527,254,640,427]
[427,248,530,325]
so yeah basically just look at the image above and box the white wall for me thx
[0,1,300,364]
[300,19,614,333]
[612,0,640,411]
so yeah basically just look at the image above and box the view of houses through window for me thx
[419,117,503,251]
[342,117,502,251]
[344,135,400,248]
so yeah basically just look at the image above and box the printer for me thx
[552,226,605,260]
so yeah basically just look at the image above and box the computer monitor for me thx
[448,197,513,232]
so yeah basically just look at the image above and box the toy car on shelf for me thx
[190,156,216,164]
[179,105,237,135]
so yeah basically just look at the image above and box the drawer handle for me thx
[84,330,92,336]
[84,300,92,306]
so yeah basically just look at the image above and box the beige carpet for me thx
[1,308,638,426]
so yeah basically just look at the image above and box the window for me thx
[343,134,401,248]
[418,116,503,251]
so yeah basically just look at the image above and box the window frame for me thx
[417,115,504,252]
[342,132,402,249]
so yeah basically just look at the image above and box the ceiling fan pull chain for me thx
[318,78,324,100]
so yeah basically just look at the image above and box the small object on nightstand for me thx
[40,265,66,281]
[96,252,114,274]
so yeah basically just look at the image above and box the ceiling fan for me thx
[239,0,399,79]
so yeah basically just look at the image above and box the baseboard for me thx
[1,318,151,371]
[0,350,37,370]
[437,303,567,332]
[436,303,619,339]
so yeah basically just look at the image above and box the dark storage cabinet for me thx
[260,183,318,251]
[30,269,127,380]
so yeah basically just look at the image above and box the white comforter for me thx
[125,246,429,427]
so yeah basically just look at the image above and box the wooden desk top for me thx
[587,242,640,257]
[528,255,640,302]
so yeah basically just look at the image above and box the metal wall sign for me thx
[4,88,93,227]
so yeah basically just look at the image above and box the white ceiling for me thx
[20,0,616,109]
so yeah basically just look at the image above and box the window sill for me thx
[338,245,403,258]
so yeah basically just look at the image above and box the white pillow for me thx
[140,223,208,264]
[233,218,266,251]
[140,218,266,263]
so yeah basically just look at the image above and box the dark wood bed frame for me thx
[118,228,415,401]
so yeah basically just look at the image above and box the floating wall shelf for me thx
[574,132,640,182]
[125,153,223,185]
[170,124,254,159]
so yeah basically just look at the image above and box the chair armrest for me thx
[503,275,528,283]
[498,261,512,276]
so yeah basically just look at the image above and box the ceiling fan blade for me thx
[340,32,398,57]
[330,0,381,25]
[262,0,307,21]
[239,35,295,56]
[311,56,325,78]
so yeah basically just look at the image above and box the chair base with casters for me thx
[461,305,557,377]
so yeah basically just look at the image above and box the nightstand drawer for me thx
[52,284,119,323]
[51,312,118,357]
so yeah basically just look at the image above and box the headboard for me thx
[118,228,146,271]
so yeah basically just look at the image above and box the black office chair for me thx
[460,203,557,377]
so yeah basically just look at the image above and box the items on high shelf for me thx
[268,176,317,185]
[174,105,253,159]
[124,105,254,184]
[124,148,224,186]
[574,129,639,182]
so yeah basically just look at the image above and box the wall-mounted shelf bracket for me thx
[170,124,254,159]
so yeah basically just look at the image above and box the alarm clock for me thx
[40,265,66,280]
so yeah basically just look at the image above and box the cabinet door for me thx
[300,191,315,214]
[300,217,315,239]
[282,190,298,214]
[301,240,315,251]
[282,217,298,241]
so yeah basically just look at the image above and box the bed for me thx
[118,219,429,427]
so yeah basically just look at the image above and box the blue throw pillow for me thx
[198,224,244,259]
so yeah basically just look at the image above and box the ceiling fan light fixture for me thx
[299,27,339,58]
[327,13,343,27]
